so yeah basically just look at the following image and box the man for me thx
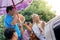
[4,6,24,40]
[4,28,18,40]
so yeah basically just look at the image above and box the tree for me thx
[0,0,56,39]
[0,15,5,40]
[20,0,56,22]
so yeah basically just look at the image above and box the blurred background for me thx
[0,0,60,40]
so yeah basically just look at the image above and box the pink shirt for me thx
[22,30,30,40]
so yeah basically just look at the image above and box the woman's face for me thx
[33,15,40,22]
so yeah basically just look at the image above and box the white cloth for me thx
[37,21,42,29]
[44,16,60,40]
[32,23,46,40]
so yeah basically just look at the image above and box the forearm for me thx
[40,27,44,32]
[20,27,24,35]
[18,24,24,35]
[11,14,21,25]
[25,25,32,31]
[11,17,18,25]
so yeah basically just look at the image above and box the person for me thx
[4,6,24,40]
[19,22,32,40]
[31,14,46,40]
[4,28,18,40]
[19,21,39,40]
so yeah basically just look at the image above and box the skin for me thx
[24,22,32,31]
[10,32,18,40]
[19,22,32,35]
[18,14,25,23]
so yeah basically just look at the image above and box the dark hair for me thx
[54,25,60,40]
[6,6,14,13]
[4,28,15,40]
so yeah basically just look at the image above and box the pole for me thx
[11,0,20,23]
[12,0,16,9]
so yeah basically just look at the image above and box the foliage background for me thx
[0,0,56,40]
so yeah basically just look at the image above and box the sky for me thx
[46,0,60,16]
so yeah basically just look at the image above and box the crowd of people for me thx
[3,6,60,40]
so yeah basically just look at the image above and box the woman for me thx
[31,14,46,40]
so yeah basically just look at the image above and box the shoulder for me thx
[4,15,8,21]
[4,14,11,19]
[4,15,13,22]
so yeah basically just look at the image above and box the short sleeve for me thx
[4,16,13,28]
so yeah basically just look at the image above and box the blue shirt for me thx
[4,14,22,38]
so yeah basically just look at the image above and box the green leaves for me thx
[0,15,5,40]
[0,0,56,40]
[20,0,56,22]
[0,28,5,40]
[0,15,4,28]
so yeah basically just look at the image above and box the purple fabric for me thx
[16,1,28,10]
[0,0,32,15]
[0,0,2,6]
[22,30,30,40]
[0,8,6,15]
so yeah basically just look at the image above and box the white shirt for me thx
[32,23,46,40]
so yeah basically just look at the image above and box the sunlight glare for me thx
[46,0,60,16]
